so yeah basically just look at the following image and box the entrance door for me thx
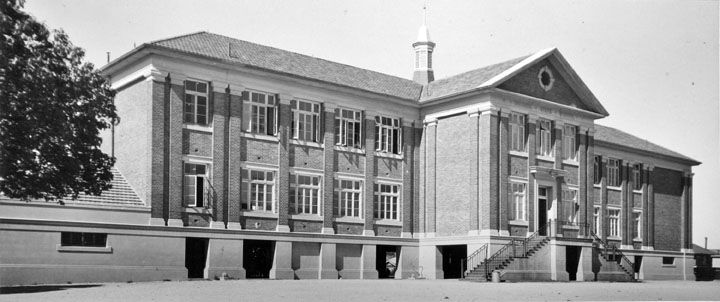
[538,187,549,236]
[185,237,209,279]
[441,245,467,279]
[377,245,399,279]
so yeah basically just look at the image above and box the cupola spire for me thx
[413,3,435,85]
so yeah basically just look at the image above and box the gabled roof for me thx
[134,31,424,101]
[594,124,700,165]
[421,48,609,117]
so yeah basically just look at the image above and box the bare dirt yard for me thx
[2,279,719,301]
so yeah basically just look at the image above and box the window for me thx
[61,232,107,247]
[335,108,362,149]
[608,208,621,238]
[184,80,209,125]
[335,179,363,218]
[510,113,525,152]
[291,100,321,142]
[563,125,576,160]
[290,174,322,215]
[374,183,401,220]
[607,159,620,187]
[662,257,675,265]
[375,116,402,154]
[633,164,642,190]
[593,206,601,236]
[593,156,602,184]
[537,120,552,157]
[563,189,579,223]
[510,182,527,221]
[634,211,642,239]
[241,169,275,212]
[184,163,209,207]
[242,91,277,136]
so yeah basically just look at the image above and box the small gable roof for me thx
[422,48,609,117]
[118,31,424,101]
[594,124,700,165]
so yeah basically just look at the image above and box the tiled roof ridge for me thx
[594,123,699,164]
[151,31,423,92]
[146,30,209,46]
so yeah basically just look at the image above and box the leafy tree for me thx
[0,0,118,202]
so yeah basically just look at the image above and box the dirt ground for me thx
[2,279,719,301]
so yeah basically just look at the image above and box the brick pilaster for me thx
[623,161,634,247]
[412,126,422,236]
[479,109,498,234]
[277,97,292,231]
[642,166,650,248]
[322,106,335,234]
[553,122,563,169]
[424,118,437,236]
[468,111,480,235]
[363,113,376,235]
[527,115,537,233]
[647,166,655,248]
[585,131,595,236]
[578,129,588,236]
[227,86,243,229]
[401,121,414,237]
[167,74,186,227]
[150,78,168,226]
[498,112,509,236]
[600,157,608,243]
[211,84,228,228]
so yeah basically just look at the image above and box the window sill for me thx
[562,224,580,230]
[290,139,323,149]
[562,159,579,166]
[509,220,529,226]
[241,211,278,219]
[662,265,676,268]
[509,150,529,158]
[183,123,213,133]
[333,216,364,224]
[240,132,279,142]
[536,155,555,162]
[607,236,621,241]
[607,186,622,191]
[633,238,642,242]
[633,190,643,194]
[334,146,365,155]
[57,245,113,253]
[290,214,324,222]
[593,184,601,189]
[184,207,212,215]
[373,151,403,160]
[374,219,402,226]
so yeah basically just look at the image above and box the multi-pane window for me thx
[291,100,321,142]
[537,120,552,157]
[510,113,525,152]
[607,159,620,187]
[375,116,402,154]
[290,174,322,215]
[563,125,577,160]
[184,80,209,125]
[510,182,527,221]
[608,208,621,237]
[241,169,275,212]
[632,164,642,190]
[562,189,578,223]
[634,211,642,239]
[593,206,601,236]
[335,179,363,218]
[335,108,362,149]
[374,183,401,220]
[61,232,107,247]
[184,163,209,207]
[593,156,602,184]
[242,91,277,136]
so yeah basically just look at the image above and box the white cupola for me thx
[412,12,435,84]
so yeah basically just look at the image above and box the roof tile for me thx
[594,124,699,164]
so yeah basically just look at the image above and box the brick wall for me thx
[435,114,473,236]
[290,145,324,170]
[182,129,212,157]
[653,167,683,251]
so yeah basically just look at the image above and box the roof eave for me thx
[594,140,701,166]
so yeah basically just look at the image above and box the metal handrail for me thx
[589,230,635,280]
[203,178,217,215]
[462,244,488,278]
[478,223,549,280]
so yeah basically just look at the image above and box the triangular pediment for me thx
[479,49,609,117]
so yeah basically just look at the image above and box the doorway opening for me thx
[244,240,275,279]
[441,245,467,279]
[185,237,209,279]
[538,187,550,236]
[565,246,582,281]
[634,256,643,279]
[376,245,400,279]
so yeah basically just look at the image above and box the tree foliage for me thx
[0,0,118,201]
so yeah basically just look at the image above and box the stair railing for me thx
[479,223,549,280]
[203,178,217,217]
[462,244,488,279]
[589,230,635,281]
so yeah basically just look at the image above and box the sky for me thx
[24,0,719,247]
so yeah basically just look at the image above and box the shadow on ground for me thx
[0,284,102,295]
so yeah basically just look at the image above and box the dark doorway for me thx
[244,240,275,279]
[566,246,581,281]
[376,245,399,279]
[538,187,549,236]
[634,256,642,279]
[441,245,467,279]
[185,237,209,279]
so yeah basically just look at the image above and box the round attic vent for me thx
[538,66,555,91]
